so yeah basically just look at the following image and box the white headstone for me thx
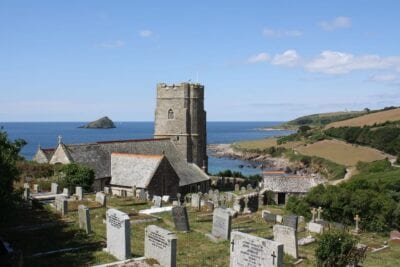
[145,225,177,267]
[106,209,131,260]
[23,183,29,189]
[211,208,232,240]
[104,186,110,194]
[273,224,298,258]
[76,186,83,201]
[162,195,170,203]
[230,231,283,267]
[23,188,30,200]
[138,189,146,201]
[152,196,162,208]
[54,195,68,216]
[63,188,70,197]
[307,222,324,234]
[96,192,107,206]
[33,184,39,193]
[51,183,58,194]
[191,193,201,209]
[78,205,91,234]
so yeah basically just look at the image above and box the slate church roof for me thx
[110,153,168,188]
[34,138,209,186]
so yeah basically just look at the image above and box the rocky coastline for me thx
[207,143,289,170]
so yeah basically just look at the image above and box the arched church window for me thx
[168,109,174,119]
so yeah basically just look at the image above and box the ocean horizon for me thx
[1,121,294,175]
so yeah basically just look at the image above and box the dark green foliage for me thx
[286,160,400,232]
[298,125,311,134]
[356,159,392,173]
[0,128,26,224]
[277,133,301,144]
[16,160,55,179]
[56,163,95,191]
[235,146,287,157]
[212,169,262,181]
[325,123,400,155]
[315,230,360,267]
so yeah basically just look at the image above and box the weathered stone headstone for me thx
[176,193,181,206]
[106,209,131,260]
[51,182,58,194]
[23,183,29,189]
[212,193,220,208]
[132,185,137,198]
[54,195,68,216]
[283,215,298,230]
[138,189,146,201]
[276,215,283,224]
[121,189,127,198]
[162,195,170,203]
[33,184,39,193]
[246,184,252,191]
[211,208,232,240]
[316,206,323,222]
[171,206,190,232]
[273,224,298,258]
[191,193,201,209]
[152,196,162,208]
[307,222,324,234]
[96,192,107,206]
[243,197,251,214]
[145,225,177,267]
[240,186,246,194]
[262,210,277,223]
[62,188,69,197]
[203,193,209,201]
[234,183,240,192]
[76,186,83,200]
[353,214,361,234]
[311,207,317,222]
[233,198,241,213]
[78,205,91,234]
[230,231,283,267]
[23,188,30,200]
[104,186,110,194]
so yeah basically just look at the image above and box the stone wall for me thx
[154,82,208,171]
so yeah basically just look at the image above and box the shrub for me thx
[55,163,95,191]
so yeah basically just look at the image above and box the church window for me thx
[168,109,174,119]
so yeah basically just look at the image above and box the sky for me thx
[1,0,400,121]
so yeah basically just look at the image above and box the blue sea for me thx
[0,122,293,175]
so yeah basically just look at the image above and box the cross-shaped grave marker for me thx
[311,207,317,222]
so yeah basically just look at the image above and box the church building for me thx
[33,82,210,197]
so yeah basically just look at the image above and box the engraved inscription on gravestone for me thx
[283,215,298,230]
[211,208,232,240]
[273,224,298,259]
[230,231,283,267]
[145,225,177,267]
[106,208,131,260]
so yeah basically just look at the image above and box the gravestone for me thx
[162,195,170,203]
[191,193,201,209]
[23,188,30,200]
[145,225,177,267]
[307,222,324,234]
[283,215,298,230]
[273,224,298,258]
[247,184,252,191]
[234,184,240,192]
[171,206,190,231]
[55,195,68,216]
[62,188,69,197]
[176,193,181,206]
[212,193,220,208]
[132,185,137,198]
[51,183,58,194]
[203,193,209,201]
[211,208,232,240]
[243,197,251,214]
[33,184,39,193]
[78,205,91,234]
[230,231,283,267]
[121,189,127,198]
[104,186,110,194]
[233,198,241,213]
[96,192,107,206]
[208,189,214,199]
[152,196,162,208]
[262,210,277,223]
[240,187,246,194]
[76,186,83,201]
[106,209,131,260]
[276,215,283,224]
[138,189,146,201]
[23,183,29,189]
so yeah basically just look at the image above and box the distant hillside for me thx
[279,111,366,129]
[325,107,400,128]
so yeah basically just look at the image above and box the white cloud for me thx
[97,40,125,48]
[370,74,398,82]
[272,50,300,67]
[305,50,400,74]
[139,30,153,38]
[319,16,351,31]
[263,28,303,38]
[247,52,270,63]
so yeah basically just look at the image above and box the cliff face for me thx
[80,116,116,129]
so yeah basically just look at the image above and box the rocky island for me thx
[79,116,116,129]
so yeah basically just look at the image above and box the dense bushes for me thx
[325,123,400,155]
[212,169,262,181]
[315,230,360,267]
[286,160,400,232]
[55,163,95,191]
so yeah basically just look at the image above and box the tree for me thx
[298,125,311,135]
[315,230,361,267]
[0,128,26,197]
[56,163,95,191]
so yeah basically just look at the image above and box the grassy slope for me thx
[279,110,366,129]
[325,108,400,128]
[295,139,390,167]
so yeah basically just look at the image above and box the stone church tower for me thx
[154,82,208,172]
